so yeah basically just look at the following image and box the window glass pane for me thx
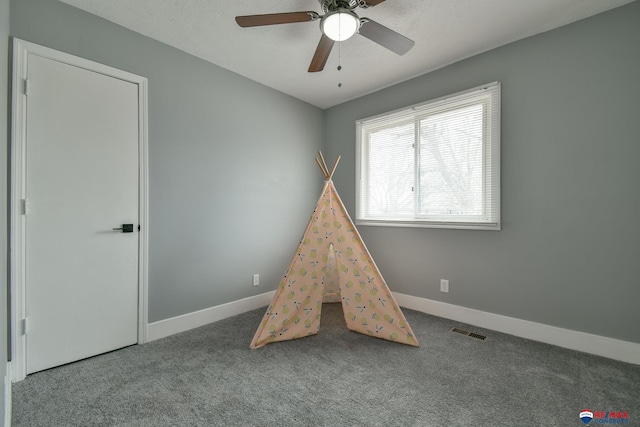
[355,82,500,230]
[366,122,414,217]
[418,104,483,216]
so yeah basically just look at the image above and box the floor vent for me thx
[450,327,488,341]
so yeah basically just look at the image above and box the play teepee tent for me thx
[250,152,418,349]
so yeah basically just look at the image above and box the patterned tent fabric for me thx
[250,158,419,349]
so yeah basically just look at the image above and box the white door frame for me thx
[9,38,149,383]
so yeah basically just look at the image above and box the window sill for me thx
[355,219,501,231]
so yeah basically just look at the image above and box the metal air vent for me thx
[450,327,488,341]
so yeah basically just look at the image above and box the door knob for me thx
[113,224,134,233]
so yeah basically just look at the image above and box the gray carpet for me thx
[12,304,640,426]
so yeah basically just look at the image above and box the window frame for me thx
[355,82,501,230]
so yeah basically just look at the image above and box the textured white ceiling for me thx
[59,0,635,109]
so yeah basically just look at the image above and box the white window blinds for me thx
[356,82,501,230]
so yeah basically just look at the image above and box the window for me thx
[356,82,500,230]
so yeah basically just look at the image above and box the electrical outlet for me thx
[252,274,259,287]
[440,279,449,293]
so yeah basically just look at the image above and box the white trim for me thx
[3,363,10,427]
[147,292,275,342]
[10,38,28,383]
[137,67,150,345]
[9,38,149,382]
[393,292,640,365]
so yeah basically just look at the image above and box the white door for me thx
[24,53,140,374]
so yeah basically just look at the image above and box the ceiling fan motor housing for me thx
[321,0,360,13]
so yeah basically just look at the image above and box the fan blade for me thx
[236,12,317,27]
[358,18,415,55]
[308,35,334,72]
[362,0,386,6]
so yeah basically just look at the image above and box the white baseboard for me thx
[145,290,639,365]
[393,292,640,365]
[146,291,275,342]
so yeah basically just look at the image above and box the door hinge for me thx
[23,79,30,96]
[21,199,29,215]
[21,318,28,335]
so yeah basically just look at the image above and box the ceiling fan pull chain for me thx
[337,40,343,87]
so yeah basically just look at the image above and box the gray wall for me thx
[1,0,9,421]
[10,0,324,322]
[325,2,640,343]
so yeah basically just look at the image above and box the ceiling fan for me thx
[235,0,415,72]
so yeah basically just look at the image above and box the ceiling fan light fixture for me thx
[321,9,359,42]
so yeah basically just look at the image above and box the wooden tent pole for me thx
[315,157,329,179]
[327,156,341,181]
[318,151,330,178]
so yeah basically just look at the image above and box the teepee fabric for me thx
[250,155,418,349]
